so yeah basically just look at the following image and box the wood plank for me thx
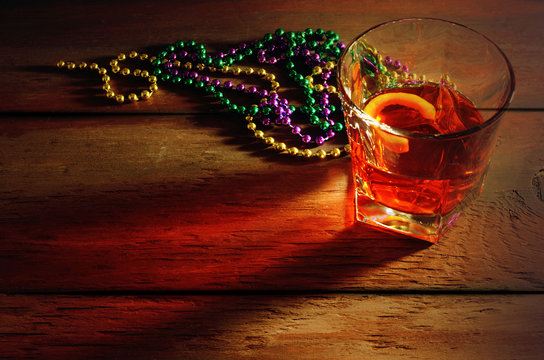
[0,0,541,112]
[1,111,542,292]
[1,293,543,359]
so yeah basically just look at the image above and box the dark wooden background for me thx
[1,0,543,358]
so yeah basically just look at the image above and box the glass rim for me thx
[336,17,516,140]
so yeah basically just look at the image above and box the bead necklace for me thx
[57,28,351,159]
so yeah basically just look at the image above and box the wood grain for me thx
[1,111,542,292]
[1,294,543,359]
[0,0,542,112]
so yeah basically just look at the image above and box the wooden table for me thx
[1,1,543,358]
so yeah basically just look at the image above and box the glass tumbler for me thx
[337,18,515,242]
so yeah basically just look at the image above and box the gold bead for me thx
[183,62,192,70]
[102,83,111,91]
[344,144,351,153]
[109,59,119,67]
[221,66,230,74]
[325,61,335,70]
[129,51,138,58]
[305,76,314,84]
[288,147,299,156]
[56,60,65,68]
[232,66,242,75]
[419,74,427,81]
[101,75,110,82]
[245,67,255,75]
[89,63,99,70]
[260,98,268,104]
[111,65,120,73]
[312,66,322,75]
[140,70,149,77]
[257,68,267,76]
[117,53,126,61]
[265,137,275,145]
[115,94,125,103]
[148,75,157,83]
[140,90,152,99]
[149,83,158,92]
[149,56,157,63]
[247,122,257,131]
[66,62,76,70]
[316,149,327,159]
[315,84,324,92]
[106,91,115,99]
[330,148,342,157]
[265,74,275,81]
[254,130,265,139]
[327,86,337,94]
[270,81,280,90]
[120,68,130,76]
[245,115,254,122]
[196,63,205,71]
[173,60,181,67]
[274,142,287,151]
[302,149,313,158]
[133,69,141,76]
[128,93,138,102]
[139,53,149,60]
[98,67,107,75]
[78,62,88,69]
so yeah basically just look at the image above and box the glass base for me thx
[354,193,462,243]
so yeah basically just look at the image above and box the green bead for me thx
[288,105,296,113]
[308,41,318,49]
[319,120,330,130]
[254,41,263,49]
[244,48,253,56]
[309,115,320,125]
[167,45,175,52]
[304,88,314,96]
[205,58,213,65]
[175,40,185,48]
[248,106,259,115]
[285,31,295,40]
[286,50,295,58]
[153,68,162,76]
[151,59,162,67]
[213,91,224,99]
[221,98,230,106]
[306,106,316,115]
[205,85,215,94]
[235,53,244,61]
[315,28,325,36]
[183,78,193,86]
[264,33,273,42]
[275,28,285,37]
[296,36,306,45]
[262,106,271,115]
[238,105,246,114]
[158,51,168,59]
[187,40,196,47]
[286,62,295,70]
[333,122,344,132]
[306,97,316,105]
[194,81,205,89]
[305,28,314,35]
[214,59,224,67]
[328,105,336,113]
[160,74,171,82]
[301,78,310,87]
[172,76,182,84]
[228,103,238,112]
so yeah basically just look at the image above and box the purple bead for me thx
[224,81,233,88]
[268,44,276,52]
[282,116,291,125]
[259,89,269,97]
[165,61,173,69]
[312,53,320,61]
[321,72,331,80]
[316,136,325,145]
[236,83,245,91]
[181,70,189,78]
[302,135,312,143]
[270,99,279,107]
[238,42,247,50]
[262,117,271,126]
[228,48,236,56]
[247,86,258,94]
[292,126,301,135]
[269,57,278,64]
[393,60,402,69]
[303,49,311,57]
[168,53,177,60]
[258,56,266,63]
[274,107,284,115]
[217,52,225,59]
[285,107,293,115]
[257,49,266,57]
[179,50,188,58]
[319,60,327,67]
[269,92,279,100]
[322,108,331,117]
[189,71,198,79]
[190,54,198,61]
[337,42,346,50]
[280,98,288,106]
[402,65,410,73]
[320,98,330,106]
[200,75,210,83]
[274,117,283,125]
[170,69,178,76]
[385,56,393,65]
[211,79,221,87]
[327,130,335,138]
